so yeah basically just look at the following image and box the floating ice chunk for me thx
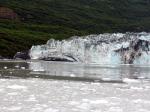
[138,76,146,79]
[44,108,59,112]
[69,101,80,105]
[21,67,25,69]
[82,99,89,102]
[130,86,143,90]
[70,74,76,77]
[7,92,18,96]
[7,106,22,111]
[15,65,19,68]
[90,100,109,104]
[123,78,140,83]
[102,78,111,81]
[133,99,150,104]
[7,85,27,90]
[4,66,7,69]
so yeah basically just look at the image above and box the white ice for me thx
[30,32,150,64]
[0,78,150,112]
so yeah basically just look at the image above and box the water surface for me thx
[0,60,150,112]
[0,60,150,82]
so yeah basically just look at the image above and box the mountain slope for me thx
[0,0,150,57]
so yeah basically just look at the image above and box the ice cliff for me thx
[30,32,150,64]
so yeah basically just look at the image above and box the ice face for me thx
[30,32,150,64]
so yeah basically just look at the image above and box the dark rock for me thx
[40,57,74,62]
[64,55,78,62]
[0,55,4,59]
[14,51,30,60]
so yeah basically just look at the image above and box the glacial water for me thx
[0,60,150,112]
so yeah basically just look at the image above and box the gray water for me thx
[0,60,150,112]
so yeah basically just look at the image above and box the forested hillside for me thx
[0,0,150,57]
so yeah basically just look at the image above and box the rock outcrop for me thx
[14,51,30,60]
[0,7,19,20]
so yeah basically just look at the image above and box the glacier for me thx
[30,32,150,64]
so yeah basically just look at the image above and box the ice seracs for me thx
[30,32,150,64]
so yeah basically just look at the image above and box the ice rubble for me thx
[30,32,150,64]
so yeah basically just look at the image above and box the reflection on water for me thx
[0,60,150,83]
